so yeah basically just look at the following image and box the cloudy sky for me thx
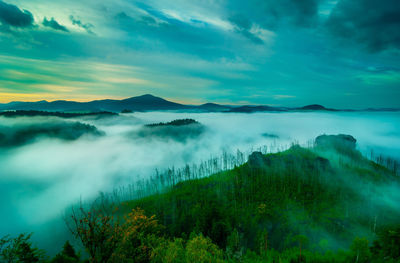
[0,0,399,108]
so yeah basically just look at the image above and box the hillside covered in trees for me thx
[1,134,399,262]
[131,119,205,141]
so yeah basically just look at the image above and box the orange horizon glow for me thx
[0,93,262,106]
[0,93,210,106]
[0,93,127,104]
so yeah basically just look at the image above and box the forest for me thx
[1,134,399,262]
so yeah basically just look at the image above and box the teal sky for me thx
[0,0,399,108]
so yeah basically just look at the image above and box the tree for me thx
[292,235,308,263]
[226,228,242,261]
[350,237,371,263]
[371,226,400,260]
[151,238,185,263]
[0,233,44,263]
[67,199,121,263]
[109,208,164,263]
[185,234,224,263]
[51,241,79,263]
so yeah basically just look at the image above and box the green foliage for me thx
[0,120,103,147]
[110,208,164,263]
[136,119,204,141]
[145,119,199,127]
[3,134,400,262]
[0,233,45,263]
[151,238,186,263]
[118,135,399,262]
[50,241,79,263]
[185,234,224,263]
[349,237,371,263]
[371,225,400,261]
[226,229,242,261]
[68,201,122,263]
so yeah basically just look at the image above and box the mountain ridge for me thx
[0,94,398,113]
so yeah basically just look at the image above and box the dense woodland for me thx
[0,121,103,147]
[145,119,199,127]
[1,134,400,262]
[133,119,205,141]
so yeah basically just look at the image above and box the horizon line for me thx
[0,93,398,110]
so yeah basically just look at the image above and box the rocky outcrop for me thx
[315,134,357,150]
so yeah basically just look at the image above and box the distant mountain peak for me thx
[136,94,158,99]
[1,95,394,113]
[123,94,167,102]
[300,104,327,110]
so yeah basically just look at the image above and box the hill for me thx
[131,119,205,141]
[116,134,400,262]
[227,105,286,113]
[298,104,338,111]
[299,104,328,110]
[0,94,190,112]
[0,120,103,147]
[145,119,199,127]
[1,134,400,262]
[198,103,232,112]
[2,94,398,113]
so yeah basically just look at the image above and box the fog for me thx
[0,111,399,251]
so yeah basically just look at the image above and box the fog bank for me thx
[0,111,399,251]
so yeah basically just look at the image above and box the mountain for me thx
[0,94,190,112]
[197,103,232,112]
[299,104,327,110]
[298,104,338,111]
[1,95,399,113]
[89,94,188,111]
[227,105,287,113]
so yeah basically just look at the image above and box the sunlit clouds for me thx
[0,0,399,107]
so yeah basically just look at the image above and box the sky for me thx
[0,0,399,108]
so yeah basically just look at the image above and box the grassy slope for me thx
[124,136,400,253]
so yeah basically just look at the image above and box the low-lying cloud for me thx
[0,111,399,250]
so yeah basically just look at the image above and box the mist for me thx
[1,111,399,252]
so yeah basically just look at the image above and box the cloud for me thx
[326,0,400,52]
[42,17,68,32]
[0,111,399,251]
[274,94,296,100]
[227,0,320,30]
[0,0,33,28]
[229,14,264,44]
[69,15,95,34]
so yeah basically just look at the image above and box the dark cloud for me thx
[0,0,33,28]
[228,14,264,44]
[327,0,400,52]
[113,8,238,59]
[115,12,158,27]
[43,17,69,32]
[69,15,95,34]
[229,14,252,30]
[228,0,319,30]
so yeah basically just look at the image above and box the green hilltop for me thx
[1,134,400,262]
[120,134,399,262]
